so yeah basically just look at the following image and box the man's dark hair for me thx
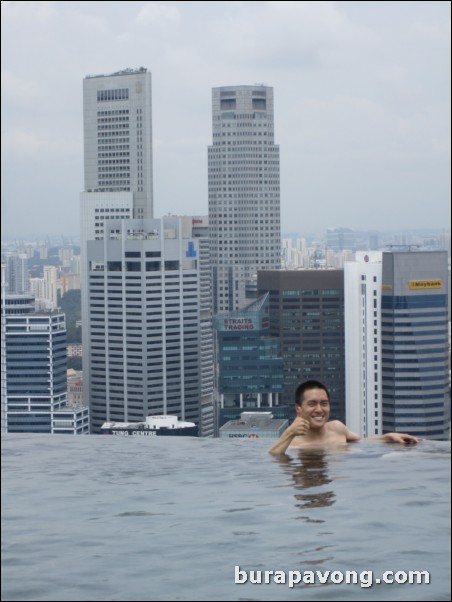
[295,380,330,406]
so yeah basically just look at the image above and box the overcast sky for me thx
[1,1,450,241]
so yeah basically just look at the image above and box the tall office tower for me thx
[4,252,28,293]
[85,216,214,435]
[3,294,89,434]
[258,270,345,421]
[80,67,153,318]
[81,68,154,432]
[381,251,449,440]
[82,67,153,216]
[208,85,281,314]
[344,252,383,437]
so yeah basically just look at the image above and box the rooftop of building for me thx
[220,411,288,433]
[85,67,147,79]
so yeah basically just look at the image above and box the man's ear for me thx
[294,403,303,418]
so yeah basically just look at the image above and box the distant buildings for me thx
[326,228,356,253]
[208,85,281,314]
[4,252,28,294]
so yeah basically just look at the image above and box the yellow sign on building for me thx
[408,280,442,290]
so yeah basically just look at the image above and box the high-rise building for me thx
[85,216,214,435]
[4,253,28,294]
[80,69,214,435]
[82,67,153,215]
[381,251,449,439]
[344,252,383,437]
[2,293,89,434]
[208,85,281,313]
[258,270,345,421]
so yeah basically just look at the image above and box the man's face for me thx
[295,387,330,429]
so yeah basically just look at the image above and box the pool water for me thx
[1,434,450,601]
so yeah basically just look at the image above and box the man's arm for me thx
[366,432,419,444]
[268,417,310,455]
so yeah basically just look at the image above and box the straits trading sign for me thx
[408,279,442,290]
[223,318,256,330]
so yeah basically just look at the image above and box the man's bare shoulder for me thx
[326,420,347,433]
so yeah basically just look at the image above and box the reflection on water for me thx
[274,450,336,520]
[2,435,450,602]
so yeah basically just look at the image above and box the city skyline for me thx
[2,1,450,239]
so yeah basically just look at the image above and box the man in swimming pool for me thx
[268,380,419,455]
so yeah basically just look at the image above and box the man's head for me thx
[294,380,330,429]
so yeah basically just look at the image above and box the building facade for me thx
[4,253,28,294]
[208,85,281,314]
[81,68,155,434]
[85,217,214,435]
[258,270,345,420]
[214,293,284,416]
[82,67,153,216]
[344,252,383,437]
[3,294,89,434]
[381,251,449,439]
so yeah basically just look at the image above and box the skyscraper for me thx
[81,68,154,433]
[208,85,281,313]
[80,70,214,435]
[82,67,153,217]
[344,252,383,437]
[4,253,28,294]
[381,251,449,439]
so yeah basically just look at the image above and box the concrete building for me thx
[85,216,214,435]
[381,251,449,439]
[81,68,154,433]
[258,270,345,421]
[344,252,383,437]
[82,67,153,214]
[208,85,281,314]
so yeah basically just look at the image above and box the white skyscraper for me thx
[344,252,383,437]
[81,69,214,435]
[82,67,153,217]
[208,85,281,313]
[81,68,154,432]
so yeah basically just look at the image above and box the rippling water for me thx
[1,434,450,601]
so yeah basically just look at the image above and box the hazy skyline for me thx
[1,1,450,239]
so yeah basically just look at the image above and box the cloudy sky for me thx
[1,1,450,240]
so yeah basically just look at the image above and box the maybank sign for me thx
[408,279,442,290]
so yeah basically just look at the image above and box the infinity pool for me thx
[1,434,450,601]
